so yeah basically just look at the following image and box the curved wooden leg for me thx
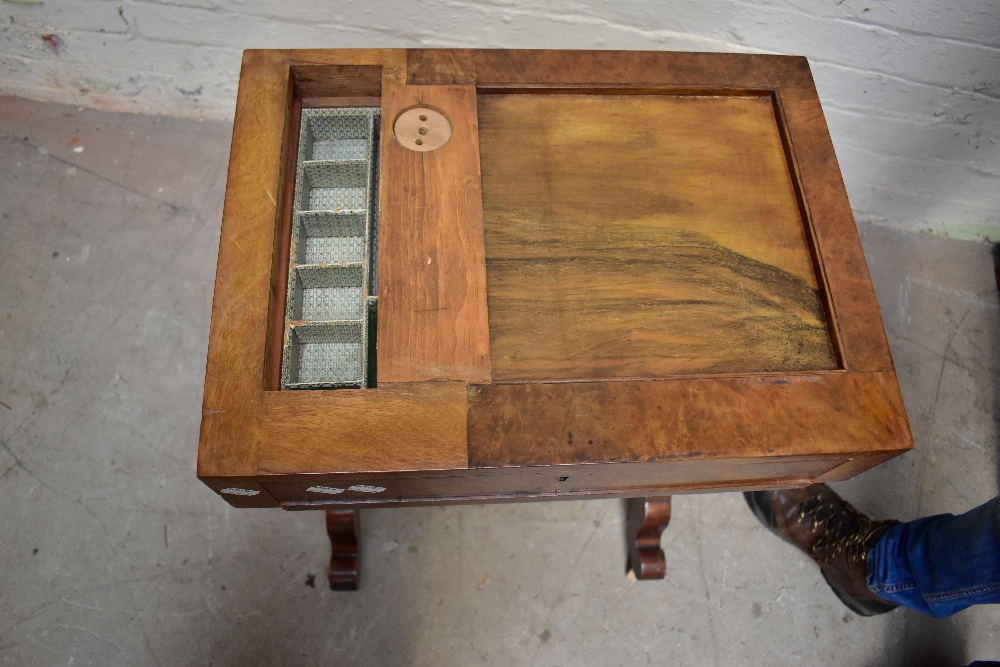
[326,509,359,591]
[626,497,672,580]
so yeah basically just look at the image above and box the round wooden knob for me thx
[394,107,451,152]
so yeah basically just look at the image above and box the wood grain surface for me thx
[466,372,910,468]
[265,96,300,391]
[478,93,837,381]
[406,49,895,373]
[256,382,468,474]
[290,64,382,99]
[376,72,492,382]
[198,50,291,480]
[407,49,814,90]
[774,88,893,372]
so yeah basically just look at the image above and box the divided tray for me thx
[281,108,380,390]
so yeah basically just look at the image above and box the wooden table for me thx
[197,49,912,589]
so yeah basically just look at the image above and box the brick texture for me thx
[0,0,996,239]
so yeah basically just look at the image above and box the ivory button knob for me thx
[394,107,451,152]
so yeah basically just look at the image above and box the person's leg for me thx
[867,496,1000,618]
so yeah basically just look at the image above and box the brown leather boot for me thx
[744,484,899,616]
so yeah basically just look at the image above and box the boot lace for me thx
[796,495,878,564]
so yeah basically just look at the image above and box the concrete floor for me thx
[1,95,998,666]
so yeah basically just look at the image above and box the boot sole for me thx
[821,569,898,617]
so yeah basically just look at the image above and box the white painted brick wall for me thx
[1,0,997,240]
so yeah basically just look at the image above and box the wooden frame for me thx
[198,49,910,510]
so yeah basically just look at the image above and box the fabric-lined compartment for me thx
[297,160,369,211]
[281,107,380,390]
[287,264,365,322]
[283,322,365,388]
[293,211,367,265]
[299,111,373,161]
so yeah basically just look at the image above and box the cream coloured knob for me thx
[394,107,451,152]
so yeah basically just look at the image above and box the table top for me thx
[197,49,911,509]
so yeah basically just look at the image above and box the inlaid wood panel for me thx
[478,93,838,381]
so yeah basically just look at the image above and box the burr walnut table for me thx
[197,49,912,589]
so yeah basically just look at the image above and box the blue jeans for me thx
[867,496,1000,618]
